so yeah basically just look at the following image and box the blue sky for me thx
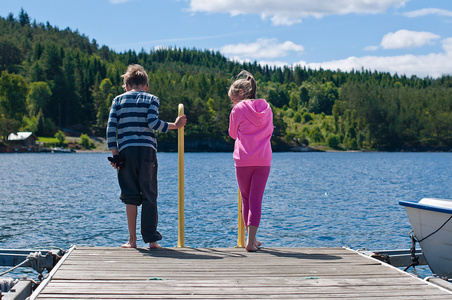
[1,0,452,78]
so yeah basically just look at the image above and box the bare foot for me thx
[121,241,137,248]
[255,239,263,247]
[245,244,259,252]
[149,242,162,249]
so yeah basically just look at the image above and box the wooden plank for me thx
[34,247,452,299]
[38,282,451,294]
[36,277,431,286]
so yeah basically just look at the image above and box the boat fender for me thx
[0,278,16,293]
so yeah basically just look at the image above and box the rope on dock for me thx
[0,250,59,277]
[0,258,30,276]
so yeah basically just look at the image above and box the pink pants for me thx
[236,166,271,227]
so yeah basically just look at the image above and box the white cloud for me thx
[228,56,289,69]
[189,0,409,25]
[296,39,452,78]
[380,30,440,49]
[404,8,452,18]
[442,37,452,54]
[258,60,291,69]
[220,37,452,78]
[220,38,304,59]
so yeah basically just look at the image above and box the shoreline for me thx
[2,148,451,154]
[3,135,451,153]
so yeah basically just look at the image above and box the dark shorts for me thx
[118,146,158,206]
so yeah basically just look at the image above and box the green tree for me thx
[289,92,300,110]
[267,88,279,107]
[80,133,93,149]
[332,100,348,133]
[18,8,30,26]
[62,51,79,127]
[93,78,114,128]
[267,87,289,108]
[0,71,28,121]
[94,78,113,109]
[309,82,338,115]
[302,112,312,123]
[21,115,38,133]
[309,127,324,143]
[272,112,286,139]
[27,81,52,117]
[54,130,66,146]
[0,38,23,72]
[300,87,309,105]
[345,137,358,150]
[326,133,340,149]
[29,61,45,82]
[97,93,114,128]
[47,71,67,127]
[0,115,20,142]
[36,110,56,137]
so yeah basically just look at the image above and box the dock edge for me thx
[348,247,452,294]
[28,245,75,300]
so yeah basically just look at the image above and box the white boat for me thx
[399,198,452,278]
[51,147,76,153]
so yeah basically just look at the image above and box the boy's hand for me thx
[174,115,187,129]
[108,155,125,170]
[108,149,124,170]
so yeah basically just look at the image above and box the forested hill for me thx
[1,9,451,151]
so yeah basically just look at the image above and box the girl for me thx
[228,71,273,252]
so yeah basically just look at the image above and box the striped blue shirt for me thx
[106,91,169,151]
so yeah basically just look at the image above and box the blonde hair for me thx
[121,64,148,90]
[228,70,257,101]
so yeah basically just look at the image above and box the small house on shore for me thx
[5,132,39,152]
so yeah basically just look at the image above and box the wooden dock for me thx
[31,246,452,299]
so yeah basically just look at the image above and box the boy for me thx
[107,64,186,248]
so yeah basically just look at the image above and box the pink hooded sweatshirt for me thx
[229,99,273,167]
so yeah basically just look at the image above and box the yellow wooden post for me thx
[177,104,185,248]
[237,189,246,248]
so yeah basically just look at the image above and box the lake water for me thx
[1,151,451,279]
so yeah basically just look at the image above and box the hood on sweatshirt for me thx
[238,99,271,127]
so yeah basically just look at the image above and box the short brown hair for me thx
[121,64,148,90]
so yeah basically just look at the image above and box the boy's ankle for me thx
[149,242,161,248]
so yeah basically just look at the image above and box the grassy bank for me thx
[37,136,108,152]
